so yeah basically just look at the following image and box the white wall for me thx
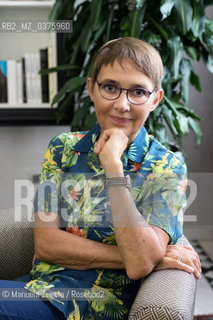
[0,125,69,210]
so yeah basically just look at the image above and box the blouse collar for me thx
[73,123,150,164]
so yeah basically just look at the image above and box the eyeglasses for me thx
[96,81,154,105]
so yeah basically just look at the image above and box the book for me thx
[39,48,49,103]
[30,53,37,104]
[0,60,8,103]
[0,45,55,106]
[48,45,54,104]
[16,61,23,104]
[24,53,34,104]
[34,53,42,104]
[7,60,17,104]
[22,57,27,103]
[32,53,41,104]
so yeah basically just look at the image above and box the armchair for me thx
[0,208,196,319]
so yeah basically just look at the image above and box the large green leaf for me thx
[163,96,179,116]
[105,5,114,42]
[131,7,145,38]
[145,13,169,40]
[94,20,107,41]
[174,0,193,35]
[188,118,202,146]
[169,100,201,120]
[167,34,183,79]
[191,0,205,38]
[190,71,202,92]
[206,54,213,73]
[51,77,87,105]
[160,0,175,20]
[90,0,102,31]
[55,93,74,124]
[135,0,146,9]
[80,23,92,54]
[180,59,192,104]
[184,45,200,61]
[203,18,213,52]
[84,112,97,130]
[175,113,189,136]
[143,33,162,48]
[39,65,81,75]
[161,103,178,137]
[48,0,63,21]
[71,105,89,127]
[155,123,169,145]
[164,97,189,136]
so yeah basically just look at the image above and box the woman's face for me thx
[87,59,164,143]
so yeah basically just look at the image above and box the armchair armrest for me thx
[0,208,34,280]
[128,235,197,320]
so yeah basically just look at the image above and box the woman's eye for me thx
[103,84,116,92]
[132,89,145,97]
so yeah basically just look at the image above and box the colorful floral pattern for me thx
[25,124,187,319]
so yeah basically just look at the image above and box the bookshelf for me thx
[0,0,60,124]
[0,1,55,8]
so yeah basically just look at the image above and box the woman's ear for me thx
[87,77,94,102]
[150,89,164,111]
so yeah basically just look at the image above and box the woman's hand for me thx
[94,128,129,176]
[154,244,201,279]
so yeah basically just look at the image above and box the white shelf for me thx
[0,1,55,8]
[0,103,57,108]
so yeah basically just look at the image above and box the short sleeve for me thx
[132,152,187,244]
[33,135,65,214]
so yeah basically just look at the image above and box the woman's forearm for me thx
[106,181,166,280]
[94,129,169,280]
[34,226,124,270]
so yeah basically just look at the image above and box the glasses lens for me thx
[128,87,149,104]
[99,83,120,100]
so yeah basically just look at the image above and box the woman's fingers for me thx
[177,253,201,279]
[154,257,201,279]
[180,244,194,251]
[176,259,201,279]
[94,131,110,154]
[155,257,194,273]
[175,259,195,274]
[163,244,202,279]
[94,128,129,156]
[192,251,202,273]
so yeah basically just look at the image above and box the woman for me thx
[0,37,201,320]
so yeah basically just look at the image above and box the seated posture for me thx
[0,37,201,320]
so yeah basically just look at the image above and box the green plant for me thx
[44,0,213,152]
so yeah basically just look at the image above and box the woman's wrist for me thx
[104,160,124,178]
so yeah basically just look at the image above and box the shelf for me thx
[0,107,58,125]
[0,103,57,108]
[0,0,67,124]
[0,1,55,8]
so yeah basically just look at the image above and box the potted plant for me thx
[43,0,213,152]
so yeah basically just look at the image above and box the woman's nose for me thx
[113,91,130,112]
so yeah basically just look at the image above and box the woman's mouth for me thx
[110,116,131,126]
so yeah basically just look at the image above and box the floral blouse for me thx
[25,124,187,320]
